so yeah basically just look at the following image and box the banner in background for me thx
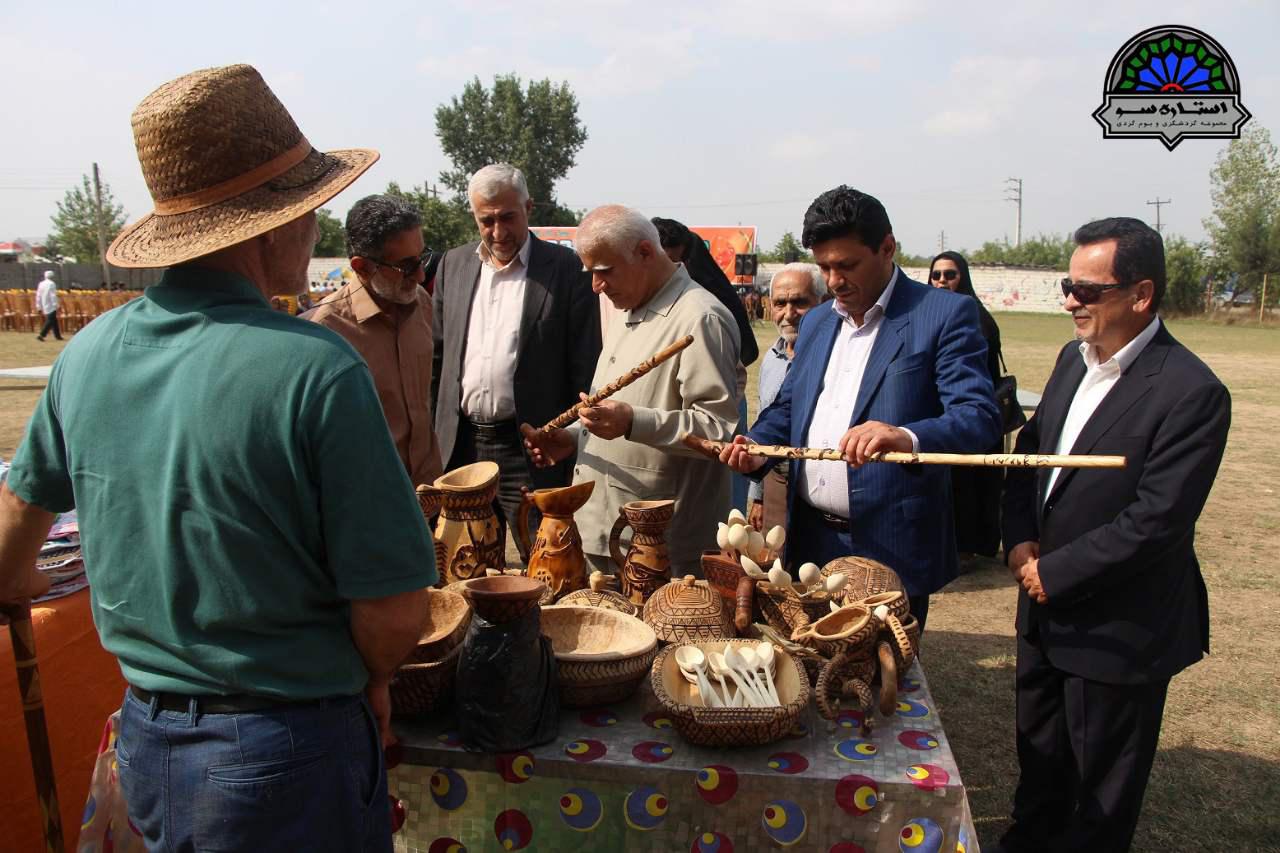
[531,225,757,283]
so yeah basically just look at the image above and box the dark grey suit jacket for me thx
[431,233,600,489]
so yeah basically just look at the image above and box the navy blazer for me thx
[1002,324,1229,684]
[747,270,1001,595]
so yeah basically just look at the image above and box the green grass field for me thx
[1,311,1277,850]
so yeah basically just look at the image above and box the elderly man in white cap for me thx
[522,205,741,581]
[34,270,62,341]
[0,65,434,851]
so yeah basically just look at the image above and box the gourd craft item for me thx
[414,484,448,576]
[431,461,505,584]
[642,575,734,644]
[516,481,594,600]
[701,551,756,635]
[610,499,675,605]
[390,590,473,715]
[558,571,638,617]
[540,606,658,707]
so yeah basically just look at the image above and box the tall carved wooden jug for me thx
[433,461,505,584]
[609,499,675,605]
[516,481,594,600]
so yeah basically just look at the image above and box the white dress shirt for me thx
[800,267,918,517]
[460,236,531,421]
[36,279,59,314]
[1044,316,1162,502]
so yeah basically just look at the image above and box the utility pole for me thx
[1147,197,1171,233]
[1004,178,1023,247]
[937,230,946,253]
[92,163,110,287]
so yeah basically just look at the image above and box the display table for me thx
[391,661,977,852]
[0,589,125,852]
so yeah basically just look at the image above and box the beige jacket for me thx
[572,265,741,575]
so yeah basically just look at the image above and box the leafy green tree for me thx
[893,243,932,268]
[314,208,347,256]
[48,173,126,263]
[1163,235,1208,315]
[759,231,812,263]
[385,182,476,252]
[967,234,1074,269]
[1204,125,1280,302]
[435,74,588,226]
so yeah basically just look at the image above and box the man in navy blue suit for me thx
[721,186,1000,629]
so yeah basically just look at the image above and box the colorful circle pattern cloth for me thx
[761,799,808,847]
[906,763,951,791]
[624,785,669,831]
[767,751,809,774]
[429,768,468,811]
[559,787,604,832]
[834,738,879,761]
[580,709,619,727]
[643,711,673,729]
[632,740,674,763]
[695,764,739,805]
[896,699,930,718]
[691,830,735,852]
[898,730,940,751]
[898,817,943,852]
[428,839,466,853]
[494,809,533,850]
[563,738,607,762]
[496,751,534,783]
[835,774,880,816]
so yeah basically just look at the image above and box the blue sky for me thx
[2,0,1276,257]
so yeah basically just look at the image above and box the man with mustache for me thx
[995,218,1229,853]
[721,186,1000,631]
[748,262,826,532]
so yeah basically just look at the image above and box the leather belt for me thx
[799,500,850,532]
[463,417,518,437]
[130,685,297,715]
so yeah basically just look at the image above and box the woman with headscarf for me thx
[653,217,759,512]
[929,250,1003,561]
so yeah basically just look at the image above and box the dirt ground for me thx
[1,309,1276,850]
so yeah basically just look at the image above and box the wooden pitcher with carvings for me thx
[432,461,505,584]
[515,481,594,600]
[609,499,675,605]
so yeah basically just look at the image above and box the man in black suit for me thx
[998,218,1230,852]
[432,164,600,555]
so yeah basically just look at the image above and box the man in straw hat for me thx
[0,64,435,851]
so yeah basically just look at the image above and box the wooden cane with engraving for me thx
[541,335,695,432]
[1,601,65,853]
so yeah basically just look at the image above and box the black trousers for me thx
[38,311,62,340]
[448,418,537,561]
[1001,632,1169,853]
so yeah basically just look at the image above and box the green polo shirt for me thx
[7,267,437,699]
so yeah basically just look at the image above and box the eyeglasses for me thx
[365,251,432,278]
[930,269,958,282]
[1060,278,1130,305]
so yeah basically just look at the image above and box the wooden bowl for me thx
[558,587,638,617]
[459,575,547,624]
[791,604,876,658]
[390,643,460,716]
[650,639,810,748]
[643,575,734,644]
[541,606,658,707]
[406,589,471,664]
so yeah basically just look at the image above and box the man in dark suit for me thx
[997,218,1230,853]
[722,186,1001,628]
[432,164,600,555]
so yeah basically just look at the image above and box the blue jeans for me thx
[116,689,390,853]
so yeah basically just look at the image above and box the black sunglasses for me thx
[365,251,432,278]
[1060,278,1130,305]
[930,269,958,282]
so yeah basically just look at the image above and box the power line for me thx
[1147,197,1171,233]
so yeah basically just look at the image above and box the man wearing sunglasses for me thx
[996,217,1230,853]
[309,194,443,489]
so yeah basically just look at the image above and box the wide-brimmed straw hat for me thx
[107,64,378,268]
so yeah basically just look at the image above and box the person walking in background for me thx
[35,270,62,341]
[929,250,1004,563]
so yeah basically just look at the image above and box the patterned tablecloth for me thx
[391,661,977,853]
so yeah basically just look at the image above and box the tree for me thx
[967,233,1075,268]
[758,231,812,263]
[385,182,476,252]
[1163,235,1208,315]
[48,173,126,263]
[1204,125,1280,301]
[435,74,588,225]
[314,208,346,256]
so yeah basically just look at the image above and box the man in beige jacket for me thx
[522,205,740,575]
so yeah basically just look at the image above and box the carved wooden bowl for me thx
[406,589,471,664]
[459,575,547,624]
[541,606,658,707]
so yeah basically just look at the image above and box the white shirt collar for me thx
[832,264,898,328]
[1080,315,1161,372]
[476,233,532,271]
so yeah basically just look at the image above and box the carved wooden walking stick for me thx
[1,601,65,853]
[541,335,695,431]
[681,435,1126,469]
